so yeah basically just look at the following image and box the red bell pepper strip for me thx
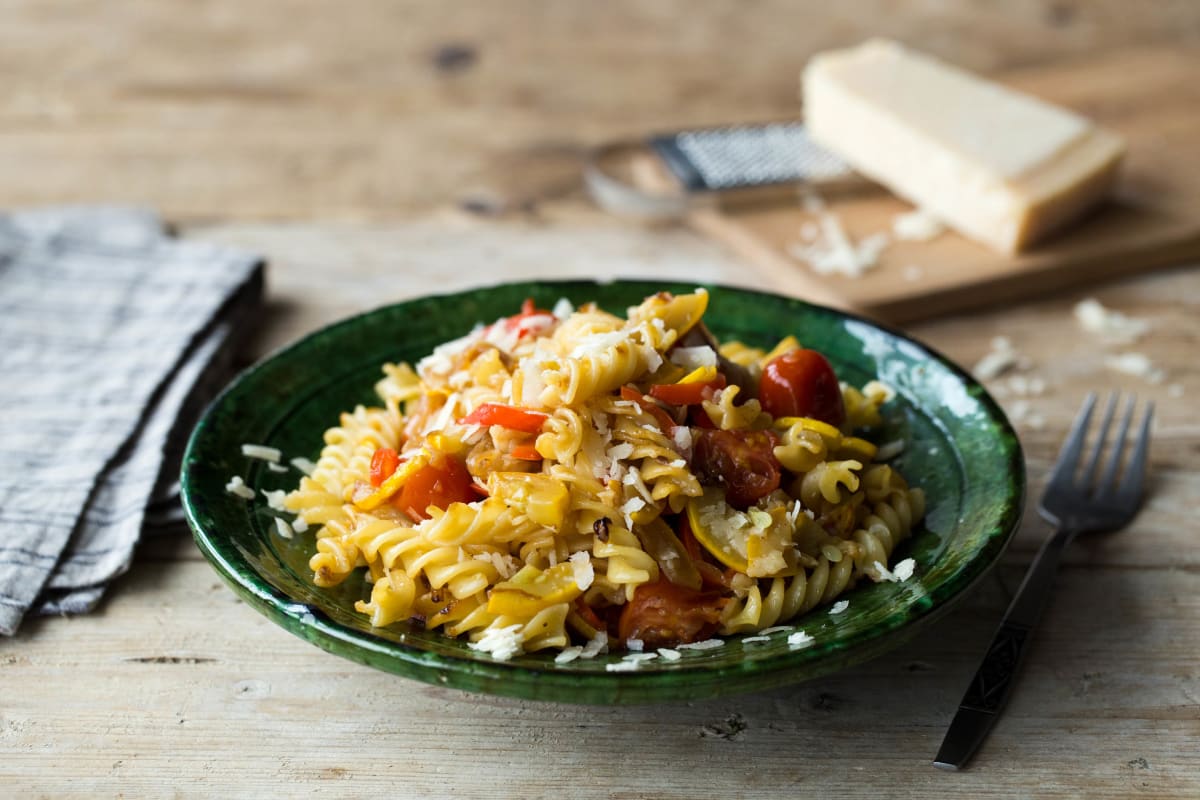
[619,386,679,433]
[459,403,549,433]
[648,373,727,405]
[368,447,400,487]
[510,443,542,461]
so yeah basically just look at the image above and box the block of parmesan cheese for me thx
[802,39,1125,253]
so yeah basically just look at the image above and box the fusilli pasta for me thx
[283,290,925,660]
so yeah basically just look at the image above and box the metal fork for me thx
[933,393,1154,770]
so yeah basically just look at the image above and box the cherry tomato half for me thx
[758,349,845,427]
[617,577,726,648]
[690,429,781,509]
[393,455,475,521]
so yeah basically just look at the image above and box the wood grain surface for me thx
[675,46,1200,322]
[1,2,1199,798]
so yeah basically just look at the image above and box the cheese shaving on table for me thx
[788,188,891,278]
[892,209,945,241]
[1074,298,1151,344]
[973,336,1031,381]
[1104,353,1165,384]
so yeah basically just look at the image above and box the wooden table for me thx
[3,2,1198,797]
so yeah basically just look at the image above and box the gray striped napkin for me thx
[0,207,263,635]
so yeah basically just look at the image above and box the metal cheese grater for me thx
[585,121,859,218]
[648,122,851,192]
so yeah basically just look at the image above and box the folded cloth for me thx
[0,207,263,635]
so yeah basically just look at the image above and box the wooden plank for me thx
[2,561,1197,798]
[676,46,1200,322]
[0,2,1197,222]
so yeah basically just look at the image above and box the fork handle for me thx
[933,526,1074,770]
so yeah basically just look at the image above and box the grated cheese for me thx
[973,336,1029,381]
[657,648,682,662]
[261,489,287,512]
[873,558,917,583]
[289,457,317,475]
[1105,352,1165,384]
[829,600,849,615]
[787,631,815,649]
[273,517,293,540]
[620,463,651,500]
[741,635,771,644]
[290,516,309,534]
[224,475,255,500]
[580,631,609,659]
[606,443,634,462]
[677,638,724,651]
[467,624,524,661]
[241,444,282,463]
[670,346,718,371]
[555,646,583,664]
[788,188,891,278]
[620,496,646,529]
[759,625,796,635]
[1074,298,1151,344]
[551,297,575,319]
[892,208,945,241]
[569,551,594,591]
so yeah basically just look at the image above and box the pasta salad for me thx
[283,290,924,661]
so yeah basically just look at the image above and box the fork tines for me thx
[1046,392,1154,502]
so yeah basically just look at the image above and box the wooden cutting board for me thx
[641,46,1200,323]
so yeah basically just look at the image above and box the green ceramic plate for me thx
[182,280,1023,704]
